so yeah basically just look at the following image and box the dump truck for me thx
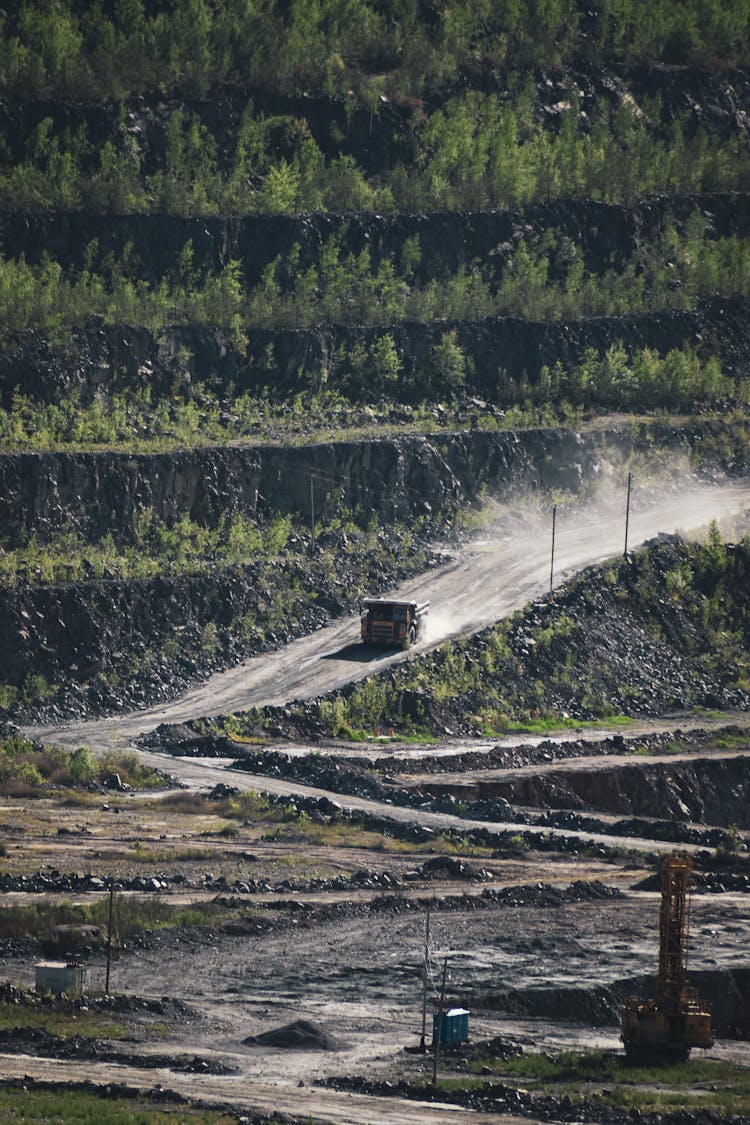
[360,598,429,648]
[621,853,713,1060]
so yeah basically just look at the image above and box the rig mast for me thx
[621,854,712,1060]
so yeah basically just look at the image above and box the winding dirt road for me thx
[12,481,750,1123]
[29,479,750,753]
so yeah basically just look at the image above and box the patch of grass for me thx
[126,845,216,864]
[0,738,167,796]
[0,1083,235,1123]
[459,1049,750,1116]
[0,896,249,943]
[158,792,218,815]
[0,1000,126,1041]
[58,791,108,808]
[482,712,634,736]
[707,731,750,751]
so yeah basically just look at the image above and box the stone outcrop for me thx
[3,297,750,407]
[1,420,746,546]
[480,755,750,827]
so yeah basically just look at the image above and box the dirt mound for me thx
[420,855,490,881]
[243,1018,343,1051]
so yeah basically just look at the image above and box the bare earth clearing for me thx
[5,479,749,1123]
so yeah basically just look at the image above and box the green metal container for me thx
[432,1007,469,1043]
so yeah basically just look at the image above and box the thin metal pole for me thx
[420,910,431,1051]
[624,472,632,558]
[310,475,315,554]
[432,955,448,1087]
[105,882,114,994]
[549,504,557,594]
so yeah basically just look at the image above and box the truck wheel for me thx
[408,624,417,647]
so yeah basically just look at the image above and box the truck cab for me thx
[360,598,429,649]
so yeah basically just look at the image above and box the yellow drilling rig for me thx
[621,853,713,1060]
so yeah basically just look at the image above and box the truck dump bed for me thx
[360,599,429,648]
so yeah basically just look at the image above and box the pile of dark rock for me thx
[320,1073,734,1124]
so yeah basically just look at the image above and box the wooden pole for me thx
[419,910,431,1051]
[432,955,448,1087]
[624,472,632,558]
[310,476,316,554]
[549,503,557,594]
[105,882,114,994]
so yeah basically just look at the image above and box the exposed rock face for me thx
[3,296,749,406]
[483,755,750,827]
[0,569,258,686]
[0,436,459,545]
[476,967,750,1036]
[0,421,746,546]
[2,195,747,284]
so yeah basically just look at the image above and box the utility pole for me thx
[549,503,557,595]
[624,471,633,558]
[310,475,316,555]
[105,882,114,994]
[432,955,448,1087]
[419,910,431,1051]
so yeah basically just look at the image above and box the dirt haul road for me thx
[0,1055,513,1125]
[29,479,750,753]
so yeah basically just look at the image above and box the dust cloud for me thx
[413,474,750,651]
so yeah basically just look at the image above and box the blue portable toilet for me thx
[432,1007,469,1044]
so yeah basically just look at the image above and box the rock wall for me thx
[483,754,750,828]
[0,435,460,544]
[4,195,747,284]
[4,296,749,406]
[1,420,746,546]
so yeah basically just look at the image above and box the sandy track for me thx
[27,479,750,754]
[0,1055,513,1124]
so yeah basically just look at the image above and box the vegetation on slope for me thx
[4,89,749,215]
[218,528,750,740]
[2,0,749,101]
[0,8,747,444]
[0,344,741,455]
[4,218,749,334]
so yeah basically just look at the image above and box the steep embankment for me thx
[2,419,745,545]
[4,297,749,407]
[459,754,750,826]
[1,422,748,719]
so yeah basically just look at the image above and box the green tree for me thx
[429,330,469,396]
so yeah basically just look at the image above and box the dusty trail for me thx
[123,752,718,856]
[28,480,750,754]
[0,1055,511,1124]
